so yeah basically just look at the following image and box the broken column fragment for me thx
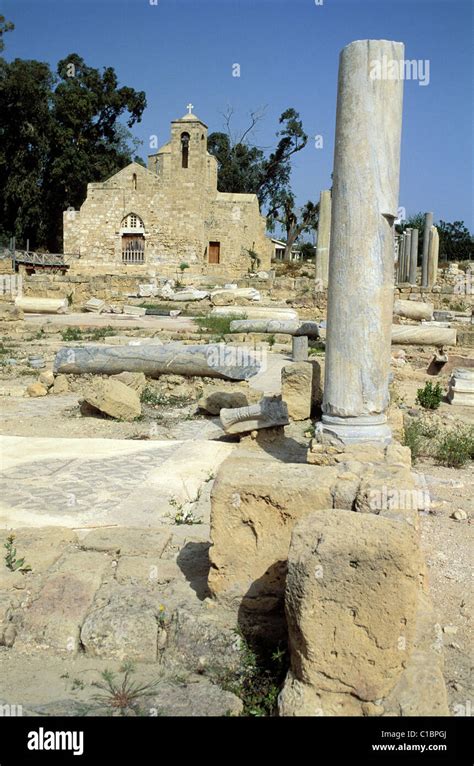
[219,396,289,434]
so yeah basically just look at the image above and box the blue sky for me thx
[2,0,473,229]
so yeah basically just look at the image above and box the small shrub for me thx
[416,381,443,410]
[449,301,467,312]
[61,327,82,342]
[88,326,116,341]
[141,387,193,407]
[4,534,31,573]
[91,661,160,716]
[194,313,246,339]
[267,334,275,348]
[169,496,202,525]
[217,634,288,716]
[435,427,474,468]
[403,419,425,462]
[179,261,190,273]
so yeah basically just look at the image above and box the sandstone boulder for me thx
[52,374,69,395]
[208,456,339,640]
[280,510,423,714]
[39,370,55,389]
[26,382,48,398]
[82,378,141,421]
[0,303,23,321]
[111,371,147,394]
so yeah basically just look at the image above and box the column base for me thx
[321,414,392,446]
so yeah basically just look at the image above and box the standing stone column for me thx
[292,335,308,361]
[322,39,404,445]
[421,212,433,287]
[409,227,419,284]
[427,225,439,287]
[404,229,412,282]
[397,233,406,284]
[315,190,332,290]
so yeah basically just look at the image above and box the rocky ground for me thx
[0,309,472,716]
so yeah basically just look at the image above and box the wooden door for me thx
[208,241,220,264]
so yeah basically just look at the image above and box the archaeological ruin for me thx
[0,19,472,748]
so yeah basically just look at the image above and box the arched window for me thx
[181,132,190,168]
[132,173,137,190]
[121,213,144,231]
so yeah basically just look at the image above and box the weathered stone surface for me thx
[123,305,146,316]
[281,362,312,420]
[291,335,308,362]
[39,370,55,389]
[220,396,289,434]
[165,607,242,674]
[447,367,474,406]
[315,190,332,289]
[55,343,262,381]
[15,552,108,656]
[322,40,404,445]
[15,296,68,314]
[198,390,249,415]
[52,374,69,394]
[26,382,48,397]
[281,510,422,711]
[229,319,319,338]
[147,677,243,716]
[211,306,298,321]
[383,591,449,716]
[82,378,141,421]
[80,527,171,556]
[80,587,158,663]
[391,325,457,346]
[0,303,23,321]
[208,457,339,638]
[394,299,433,321]
[8,527,78,573]
[110,370,147,394]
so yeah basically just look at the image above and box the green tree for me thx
[0,15,14,53]
[268,193,319,261]
[43,54,146,250]
[298,241,316,261]
[437,220,473,261]
[0,58,54,246]
[208,107,308,210]
[0,45,146,251]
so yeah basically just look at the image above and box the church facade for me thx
[63,109,272,277]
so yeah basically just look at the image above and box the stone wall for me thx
[63,113,272,278]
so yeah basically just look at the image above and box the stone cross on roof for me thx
[186,103,194,114]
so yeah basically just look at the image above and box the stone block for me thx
[82,378,141,421]
[208,456,338,639]
[281,362,313,420]
[280,510,423,713]
[15,552,108,656]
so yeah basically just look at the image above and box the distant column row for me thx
[395,212,439,287]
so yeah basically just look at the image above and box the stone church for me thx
[63,108,272,278]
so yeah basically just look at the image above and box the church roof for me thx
[172,112,208,128]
